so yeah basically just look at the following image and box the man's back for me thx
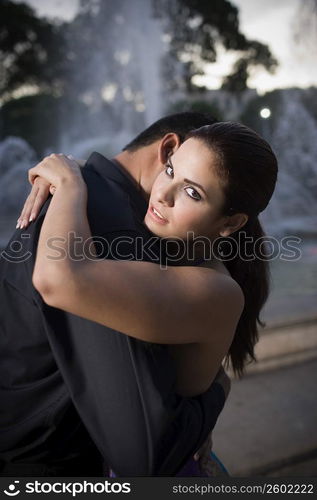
[0,157,128,475]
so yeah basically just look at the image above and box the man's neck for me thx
[114,145,162,201]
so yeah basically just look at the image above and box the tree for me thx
[153,0,277,92]
[0,0,66,100]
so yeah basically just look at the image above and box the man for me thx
[0,112,229,476]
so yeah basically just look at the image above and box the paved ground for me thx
[212,358,317,477]
[263,456,317,477]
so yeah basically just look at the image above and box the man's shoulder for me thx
[84,152,135,191]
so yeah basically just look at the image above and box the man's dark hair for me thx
[123,112,218,151]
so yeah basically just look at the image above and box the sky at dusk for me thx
[12,0,317,94]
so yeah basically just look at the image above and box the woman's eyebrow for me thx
[183,178,207,195]
[170,157,207,195]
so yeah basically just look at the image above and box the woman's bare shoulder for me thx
[197,260,245,321]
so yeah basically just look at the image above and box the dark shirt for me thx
[0,153,225,476]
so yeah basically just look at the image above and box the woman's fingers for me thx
[20,153,83,229]
[17,178,51,229]
[28,184,51,223]
[17,185,39,229]
[28,154,82,188]
[28,166,41,186]
[21,153,79,229]
[28,155,53,185]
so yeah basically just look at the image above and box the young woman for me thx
[19,121,278,470]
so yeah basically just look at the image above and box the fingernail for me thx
[29,215,34,222]
[16,221,20,229]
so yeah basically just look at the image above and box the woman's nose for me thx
[157,186,174,207]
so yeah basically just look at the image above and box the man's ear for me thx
[158,133,182,165]
[219,213,249,237]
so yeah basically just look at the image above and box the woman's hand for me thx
[17,177,54,229]
[28,153,84,189]
[17,154,85,229]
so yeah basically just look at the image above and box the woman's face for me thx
[143,138,227,241]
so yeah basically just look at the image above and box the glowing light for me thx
[260,108,271,119]
[101,84,118,102]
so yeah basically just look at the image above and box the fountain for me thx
[0,2,316,326]
[0,137,37,247]
[260,90,317,238]
[60,0,166,158]
[0,0,167,243]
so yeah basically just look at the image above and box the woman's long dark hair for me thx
[188,122,278,377]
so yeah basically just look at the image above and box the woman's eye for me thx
[185,187,201,201]
[165,164,174,176]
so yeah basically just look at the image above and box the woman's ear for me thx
[158,133,182,165]
[219,213,249,237]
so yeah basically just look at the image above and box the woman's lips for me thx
[147,205,168,224]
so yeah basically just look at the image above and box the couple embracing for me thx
[0,112,277,476]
